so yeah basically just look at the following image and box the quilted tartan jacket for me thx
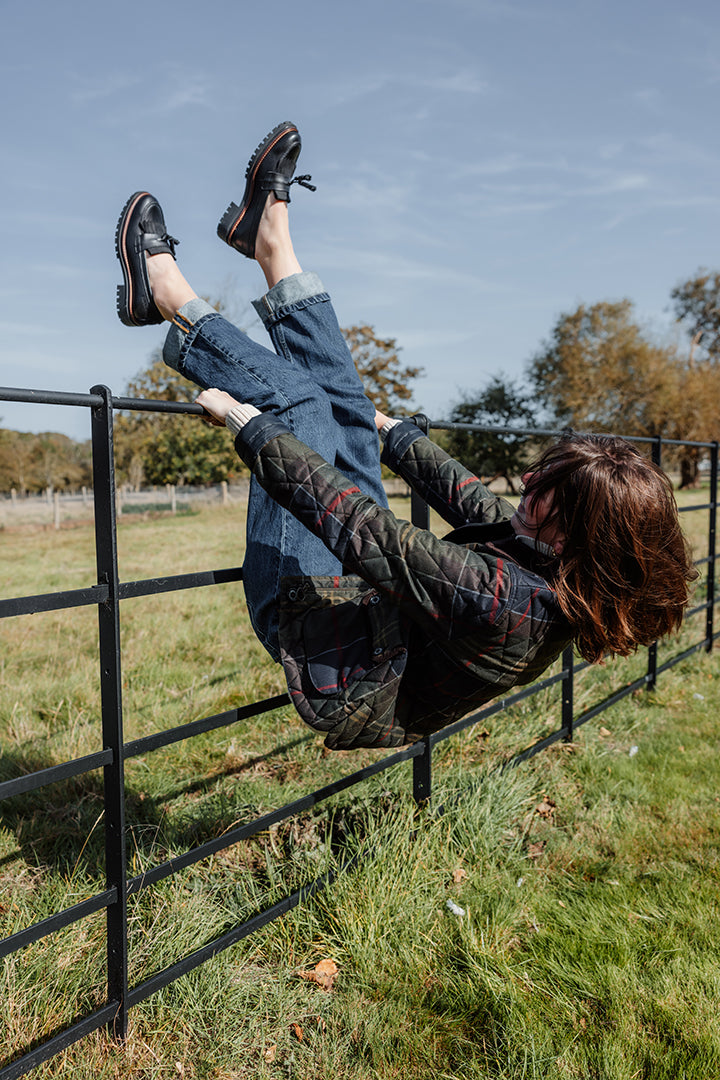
[234,415,573,751]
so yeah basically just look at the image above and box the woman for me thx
[115,122,696,750]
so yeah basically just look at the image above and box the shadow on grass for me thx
[0,727,384,880]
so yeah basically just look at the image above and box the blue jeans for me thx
[163,271,388,660]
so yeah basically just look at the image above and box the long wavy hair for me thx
[523,431,697,663]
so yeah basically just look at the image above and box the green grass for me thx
[1,489,719,1078]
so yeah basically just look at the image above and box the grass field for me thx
[1,488,719,1079]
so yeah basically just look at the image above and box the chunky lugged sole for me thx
[115,191,148,326]
[114,191,165,326]
[217,121,300,256]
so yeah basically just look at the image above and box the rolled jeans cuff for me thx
[163,298,218,371]
[251,271,329,329]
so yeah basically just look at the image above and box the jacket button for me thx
[374,647,383,656]
[370,594,380,605]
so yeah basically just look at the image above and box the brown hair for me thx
[523,431,698,663]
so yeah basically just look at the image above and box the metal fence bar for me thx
[122,695,290,759]
[90,385,129,1041]
[0,585,109,620]
[571,673,649,729]
[424,420,715,450]
[0,890,117,960]
[679,501,715,514]
[655,637,715,677]
[0,386,103,408]
[0,750,113,802]
[429,666,567,746]
[0,1005,120,1080]
[118,567,243,601]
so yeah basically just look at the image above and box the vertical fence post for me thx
[561,645,574,741]
[646,437,662,690]
[409,414,432,804]
[412,736,432,805]
[409,414,431,534]
[707,441,718,652]
[90,385,129,1040]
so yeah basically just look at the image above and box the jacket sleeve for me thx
[235,415,518,643]
[380,420,516,528]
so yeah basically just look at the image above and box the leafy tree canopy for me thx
[525,296,720,488]
[671,270,720,359]
[342,325,423,415]
[0,428,91,493]
[528,299,682,436]
[114,351,243,487]
[444,378,537,493]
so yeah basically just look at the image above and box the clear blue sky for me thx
[1,0,718,439]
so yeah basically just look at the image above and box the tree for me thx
[667,359,720,486]
[114,352,245,487]
[529,300,681,435]
[0,429,91,493]
[342,325,423,415]
[444,377,537,493]
[528,298,720,488]
[671,270,720,359]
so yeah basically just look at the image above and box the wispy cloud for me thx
[70,72,144,104]
[315,65,491,109]
[153,75,212,113]
[422,69,490,94]
[632,87,663,110]
[310,241,505,293]
[391,327,478,351]
[72,66,213,120]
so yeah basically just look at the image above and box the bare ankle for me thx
[146,253,197,321]
[255,196,302,289]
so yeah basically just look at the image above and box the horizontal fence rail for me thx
[0,384,717,1079]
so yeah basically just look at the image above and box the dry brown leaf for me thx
[599,726,612,737]
[263,1045,277,1063]
[452,868,468,884]
[297,958,338,991]
[289,1022,303,1042]
[527,841,545,860]
[557,899,566,908]
[535,799,556,819]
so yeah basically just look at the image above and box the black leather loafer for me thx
[115,192,178,326]
[217,121,315,258]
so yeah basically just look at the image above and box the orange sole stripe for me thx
[120,192,150,319]
[227,127,297,244]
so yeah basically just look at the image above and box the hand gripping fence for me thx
[0,385,717,1078]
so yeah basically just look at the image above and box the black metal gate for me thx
[1,384,717,1079]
